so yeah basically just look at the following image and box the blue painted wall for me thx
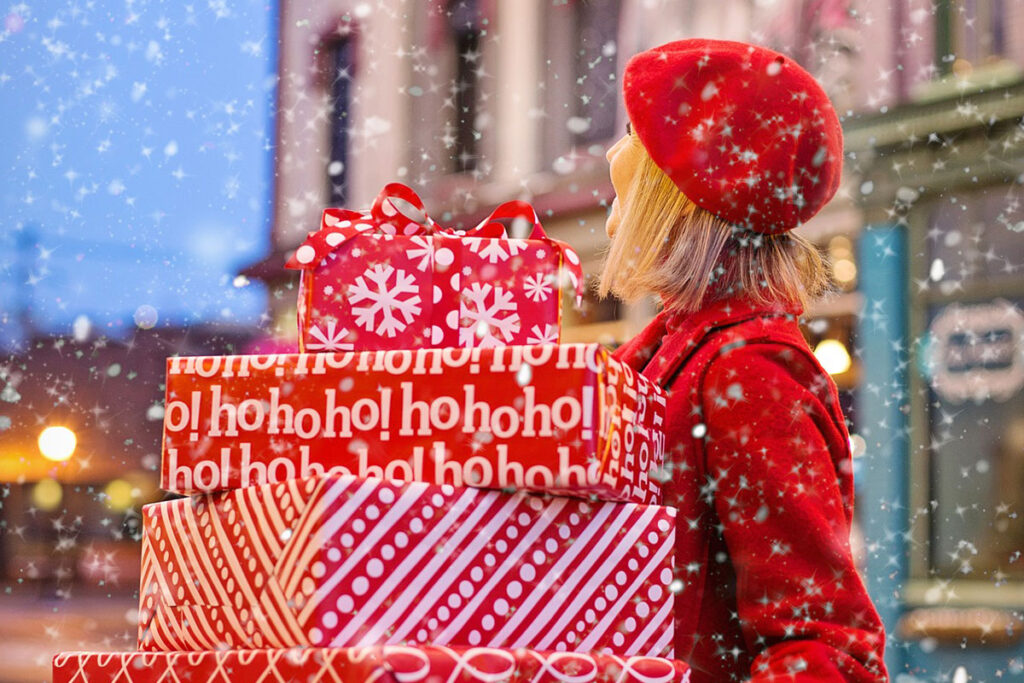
[856,224,910,677]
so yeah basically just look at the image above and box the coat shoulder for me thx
[701,336,843,431]
[705,335,816,386]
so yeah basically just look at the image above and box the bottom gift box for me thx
[52,646,691,683]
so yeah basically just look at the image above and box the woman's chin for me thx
[604,213,619,239]
[604,198,621,238]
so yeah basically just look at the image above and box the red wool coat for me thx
[613,297,888,682]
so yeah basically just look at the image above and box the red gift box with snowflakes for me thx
[54,646,690,683]
[160,344,667,503]
[137,474,677,656]
[285,183,583,353]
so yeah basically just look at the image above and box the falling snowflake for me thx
[523,273,553,302]
[405,236,433,271]
[527,323,558,345]
[0,384,20,403]
[459,283,521,348]
[465,236,527,264]
[306,321,353,351]
[348,264,423,337]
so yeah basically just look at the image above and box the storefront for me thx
[848,79,1024,679]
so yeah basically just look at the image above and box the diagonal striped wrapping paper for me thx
[54,646,691,683]
[138,475,676,656]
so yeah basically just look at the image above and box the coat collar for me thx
[662,295,802,340]
[613,296,803,386]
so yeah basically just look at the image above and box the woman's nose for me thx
[606,135,624,163]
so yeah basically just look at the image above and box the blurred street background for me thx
[1,1,1023,681]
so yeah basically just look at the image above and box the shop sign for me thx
[928,299,1024,403]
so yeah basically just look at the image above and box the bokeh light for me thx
[37,426,77,462]
[103,479,136,512]
[814,339,852,376]
[31,479,63,511]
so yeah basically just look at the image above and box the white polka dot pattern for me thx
[288,189,584,355]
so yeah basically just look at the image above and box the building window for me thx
[925,186,1023,292]
[447,0,481,174]
[572,0,619,146]
[828,234,859,292]
[325,37,354,205]
[923,298,1024,580]
[805,314,858,391]
[541,0,621,170]
[914,185,1024,582]
[936,0,1009,76]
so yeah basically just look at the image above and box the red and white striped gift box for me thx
[54,646,691,683]
[138,475,676,656]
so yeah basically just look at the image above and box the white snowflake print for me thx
[306,321,353,351]
[405,235,433,271]
[347,264,423,337]
[523,273,553,302]
[526,323,558,345]
[466,237,527,264]
[459,282,521,348]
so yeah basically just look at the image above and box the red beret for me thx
[623,39,843,235]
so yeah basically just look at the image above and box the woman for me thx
[602,39,889,681]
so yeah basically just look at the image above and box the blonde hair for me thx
[598,150,831,313]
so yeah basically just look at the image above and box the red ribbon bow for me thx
[285,183,583,305]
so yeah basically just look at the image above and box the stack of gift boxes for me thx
[54,185,690,683]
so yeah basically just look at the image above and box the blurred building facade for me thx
[0,326,261,595]
[0,324,263,680]
[257,0,1024,679]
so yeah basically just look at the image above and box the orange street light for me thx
[38,425,77,462]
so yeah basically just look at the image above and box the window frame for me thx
[538,0,622,173]
[446,0,483,176]
[906,190,1024,599]
[322,35,356,205]
[936,0,1011,75]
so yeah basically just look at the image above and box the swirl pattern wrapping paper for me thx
[54,645,691,683]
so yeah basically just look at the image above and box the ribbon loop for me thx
[473,200,541,239]
[371,182,434,236]
[321,207,367,230]
[475,200,584,307]
[289,187,582,309]
[288,183,437,270]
